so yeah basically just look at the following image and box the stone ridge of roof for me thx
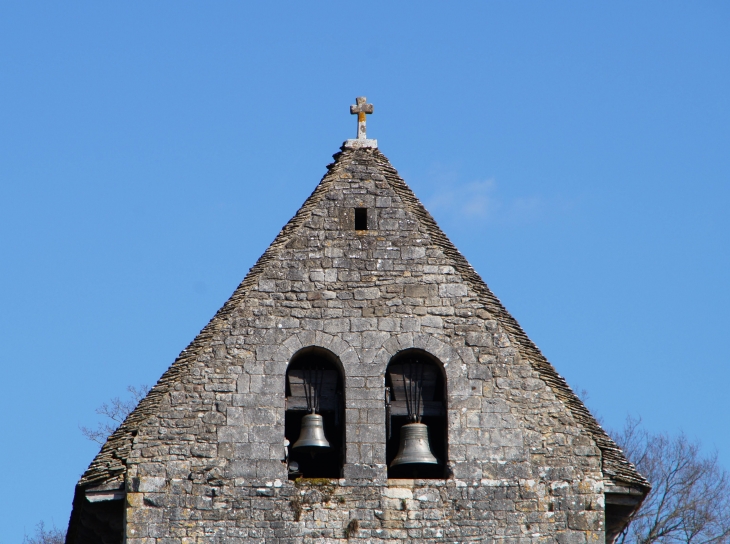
[76,145,649,492]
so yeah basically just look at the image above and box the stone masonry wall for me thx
[122,147,605,543]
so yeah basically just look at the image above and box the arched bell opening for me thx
[385,349,448,479]
[285,347,345,480]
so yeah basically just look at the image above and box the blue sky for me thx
[1,2,728,540]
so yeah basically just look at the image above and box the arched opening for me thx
[285,347,345,480]
[385,349,448,479]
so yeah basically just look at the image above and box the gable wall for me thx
[122,149,605,542]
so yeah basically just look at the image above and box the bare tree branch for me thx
[612,417,730,544]
[23,521,65,544]
[80,385,149,445]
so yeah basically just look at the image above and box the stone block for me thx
[250,425,283,444]
[236,374,250,393]
[243,407,277,425]
[403,285,434,298]
[258,279,276,292]
[217,426,248,443]
[231,393,260,407]
[557,532,588,544]
[439,283,468,297]
[190,443,216,458]
[401,247,426,259]
[137,477,166,493]
[354,287,380,300]
[377,317,400,331]
[491,429,524,447]
[226,461,257,479]
[202,412,226,425]
[343,463,385,480]
[362,331,390,349]
[568,511,603,531]
[420,315,443,329]
[324,319,350,333]
[465,332,493,347]
[401,317,420,332]
[226,407,245,426]
[257,460,286,479]
[351,317,377,331]
[451,462,481,480]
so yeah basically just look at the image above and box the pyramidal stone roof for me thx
[77,142,649,492]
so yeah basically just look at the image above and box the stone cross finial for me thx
[344,97,377,149]
[350,97,374,140]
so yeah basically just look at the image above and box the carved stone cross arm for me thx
[350,97,374,139]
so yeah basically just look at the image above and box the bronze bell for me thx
[292,413,330,451]
[390,422,439,467]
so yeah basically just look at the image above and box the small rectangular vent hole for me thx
[355,208,368,230]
